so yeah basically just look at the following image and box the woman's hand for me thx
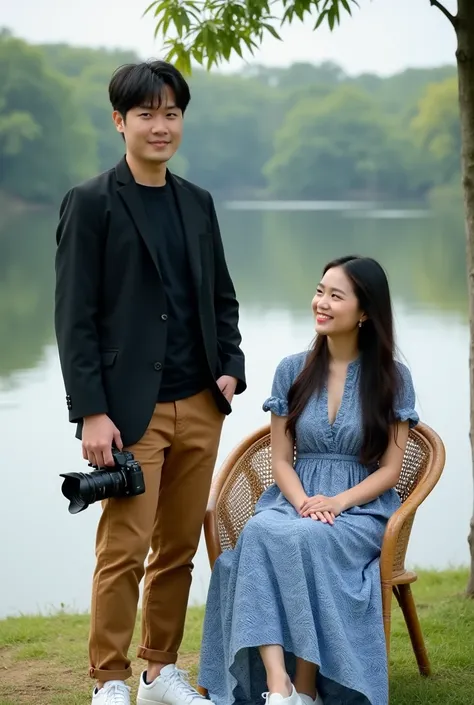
[299,494,345,525]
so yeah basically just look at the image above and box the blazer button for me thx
[154,362,162,371]
[161,314,168,321]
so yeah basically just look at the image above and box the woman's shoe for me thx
[298,694,323,705]
[262,685,304,705]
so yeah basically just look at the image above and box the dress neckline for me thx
[324,357,360,430]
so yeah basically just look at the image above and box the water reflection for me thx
[0,201,467,382]
[0,208,56,384]
[219,203,467,317]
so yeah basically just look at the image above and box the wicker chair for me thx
[203,421,445,678]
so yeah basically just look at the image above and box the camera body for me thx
[60,448,145,514]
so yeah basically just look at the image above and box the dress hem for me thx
[199,640,376,705]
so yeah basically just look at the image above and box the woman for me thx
[198,256,418,705]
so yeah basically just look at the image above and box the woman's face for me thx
[312,266,364,336]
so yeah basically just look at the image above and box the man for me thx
[54,60,245,705]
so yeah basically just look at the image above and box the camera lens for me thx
[60,472,96,513]
[60,450,145,514]
[60,469,125,514]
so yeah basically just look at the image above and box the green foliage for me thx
[179,70,276,194]
[42,44,141,172]
[39,44,138,79]
[355,65,457,117]
[0,102,41,155]
[144,0,359,72]
[0,32,459,203]
[411,77,461,186]
[0,35,98,203]
[264,84,416,199]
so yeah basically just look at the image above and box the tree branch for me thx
[429,0,458,29]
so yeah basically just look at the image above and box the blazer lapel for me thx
[114,158,208,291]
[168,172,205,291]
[115,157,162,278]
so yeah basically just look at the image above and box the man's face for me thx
[113,85,183,165]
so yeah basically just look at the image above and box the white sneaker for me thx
[92,680,131,705]
[137,665,213,705]
[262,685,304,705]
[298,694,323,705]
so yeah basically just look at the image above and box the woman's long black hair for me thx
[286,256,399,466]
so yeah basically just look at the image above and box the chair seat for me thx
[392,570,418,586]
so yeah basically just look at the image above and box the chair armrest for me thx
[203,424,271,570]
[380,494,421,583]
[380,422,445,582]
[203,506,221,570]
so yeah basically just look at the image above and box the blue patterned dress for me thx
[198,353,418,705]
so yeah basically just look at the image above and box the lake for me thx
[0,198,471,618]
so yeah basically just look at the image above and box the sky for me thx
[3,0,458,76]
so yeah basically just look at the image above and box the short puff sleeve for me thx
[262,353,304,417]
[395,362,419,428]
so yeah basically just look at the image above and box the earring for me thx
[358,320,362,328]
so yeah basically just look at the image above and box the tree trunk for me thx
[457,0,474,597]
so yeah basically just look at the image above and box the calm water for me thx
[0,199,471,618]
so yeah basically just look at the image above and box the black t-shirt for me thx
[137,181,209,402]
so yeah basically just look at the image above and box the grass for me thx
[0,570,472,704]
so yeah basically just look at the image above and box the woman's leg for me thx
[293,658,318,699]
[259,645,292,696]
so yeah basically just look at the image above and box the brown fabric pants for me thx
[88,389,224,682]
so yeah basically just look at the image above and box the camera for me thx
[60,448,145,514]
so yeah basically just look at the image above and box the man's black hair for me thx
[109,60,191,116]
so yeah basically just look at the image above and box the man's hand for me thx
[299,494,345,525]
[216,375,238,404]
[82,414,123,467]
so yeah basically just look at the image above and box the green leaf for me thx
[231,36,244,58]
[191,43,204,63]
[328,6,336,30]
[262,22,282,40]
[222,40,232,61]
[151,0,173,18]
[314,10,328,30]
[243,35,258,54]
[281,6,294,24]
[142,1,158,18]
[153,15,167,38]
[148,0,363,71]
[295,4,306,21]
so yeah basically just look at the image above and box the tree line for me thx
[0,28,459,205]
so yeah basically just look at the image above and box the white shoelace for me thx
[102,682,130,705]
[163,668,206,704]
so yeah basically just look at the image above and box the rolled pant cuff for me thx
[137,645,178,663]
[89,665,133,681]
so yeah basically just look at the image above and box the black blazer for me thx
[54,157,246,447]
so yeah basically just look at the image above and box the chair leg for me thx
[381,581,393,703]
[394,584,431,676]
[381,581,393,663]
